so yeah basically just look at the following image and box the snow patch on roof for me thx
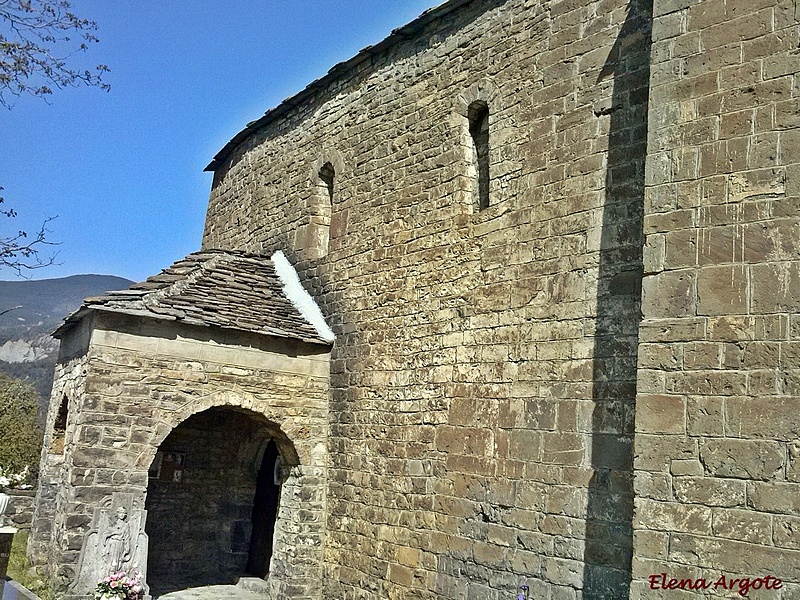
[271,250,335,343]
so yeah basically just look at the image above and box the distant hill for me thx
[0,274,134,407]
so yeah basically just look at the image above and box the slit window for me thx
[468,101,490,211]
[319,162,335,204]
[50,395,69,454]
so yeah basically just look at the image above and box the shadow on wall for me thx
[584,0,652,597]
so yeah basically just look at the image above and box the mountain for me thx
[0,275,134,406]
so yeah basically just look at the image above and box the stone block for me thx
[641,270,696,319]
[635,434,697,471]
[711,508,772,544]
[686,396,725,435]
[435,426,492,457]
[696,265,748,316]
[726,396,800,441]
[388,563,413,586]
[774,515,800,549]
[541,433,586,466]
[638,343,681,370]
[789,442,800,482]
[669,459,704,476]
[637,394,685,434]
[699,439,784,479]
[696,226,738,265]
[634,472,671,501]
[663,229,696,268]
[634,499,712,534]
[632,530,669,559]
[638,319,705,343]
[747,482,800,515]
[667,369,746,396]
[669,532,800,580]
[683,342,720,369]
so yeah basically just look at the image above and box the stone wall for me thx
[29,315,93,573]
[202,0,652,597]
[5,491,35,530]
[633,0,800,596]
[31,314,329,599]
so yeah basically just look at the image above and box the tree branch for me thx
[0,195,60,276]
[0,0,109,108]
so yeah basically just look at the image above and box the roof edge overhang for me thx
[204,0,473,172]
[54,305,333,347]
[53,249,335,347]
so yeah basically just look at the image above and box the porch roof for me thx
[55,250,334,345]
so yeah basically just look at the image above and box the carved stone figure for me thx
[102,506,132,571]
[71,494,149,598]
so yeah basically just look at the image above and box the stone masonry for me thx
[632,0,800,596]
[31,254,331,599]
[203,0,651,597]
[32,0,800,598]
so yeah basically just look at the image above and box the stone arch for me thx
[454,78,502,117]
[308,149,345,183]
[137,395,301,473]
[142,404,306,596]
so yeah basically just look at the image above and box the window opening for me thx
[468,101,490,210]
[299,161,333,259]
[50,395,69,454]
[319,162,334,203]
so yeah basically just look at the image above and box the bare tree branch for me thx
[0,305,22,316]
[0,1,105,275]
[0,0,109,108]
[0,193,60,276]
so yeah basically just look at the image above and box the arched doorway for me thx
[144,407,287,596]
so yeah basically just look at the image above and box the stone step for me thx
[235,578,271,594]
[157,584,267,599]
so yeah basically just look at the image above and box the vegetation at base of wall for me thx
[7,530,54,600]
[0,374,43,480]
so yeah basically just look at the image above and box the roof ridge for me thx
[142,252,226,310]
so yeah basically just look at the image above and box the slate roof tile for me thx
[55,250,331,345]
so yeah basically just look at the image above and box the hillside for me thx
[0,274,134,405]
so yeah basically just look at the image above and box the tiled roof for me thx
[55,250,332,345]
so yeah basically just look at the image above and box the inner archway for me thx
[246,439,281,577]
[144,407,287,596]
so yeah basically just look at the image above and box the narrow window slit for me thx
[468,101,490,211]
[50,395,69,454]
[319,162,335,203]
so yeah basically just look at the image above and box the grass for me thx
[7,530,54,600]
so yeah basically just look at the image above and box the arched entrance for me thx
[144,407,289,596]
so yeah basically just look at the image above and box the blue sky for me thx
[1,1,440,282]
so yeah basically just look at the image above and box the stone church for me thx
[29,0,800,598]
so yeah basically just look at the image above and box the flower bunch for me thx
[93,571,144,600]
[0,465,30,492]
